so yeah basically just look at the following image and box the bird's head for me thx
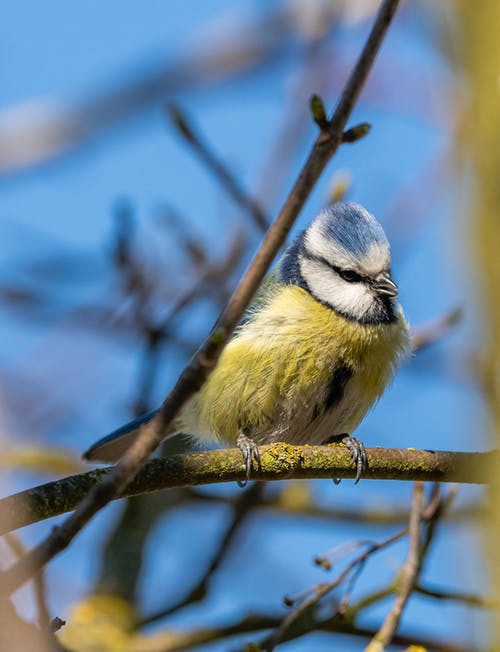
[279,202,399,324]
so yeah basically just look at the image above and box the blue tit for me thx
[84,201,410,483]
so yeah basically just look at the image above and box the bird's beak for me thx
[373,271,398,297]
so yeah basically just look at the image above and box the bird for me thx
[84,201,410,484]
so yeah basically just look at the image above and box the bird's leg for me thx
[236,432,261,488]
[322,433,368,485]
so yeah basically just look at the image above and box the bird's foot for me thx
[236,433,261,488]
[323,433,367,485]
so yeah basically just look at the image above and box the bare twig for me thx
[266,483,461,652]
[419,484,459,570]
[167,105,269,231]
[0,0,402,594]
[138,483,264,627]
[415,583,497,609]
[243,484,466,652]
[267,525,409,650]
[185,486,485,527]
[365,482,425,652]
[94,207,234,601]
[314,530,408,574]
[3,533,50,629]
[131,229,246,415]
[411,308,463,353]
[0,446,493,535]
[153,228,246,335]
[348,584,395,614]
[157,208,209,269]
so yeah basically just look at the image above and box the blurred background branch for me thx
[0,3,342,176]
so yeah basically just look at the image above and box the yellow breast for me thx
[179,285,410,445]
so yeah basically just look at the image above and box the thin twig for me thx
[260,485,463,652]
[348,583,395,614]
[364,482,425,651]
[415,583,497,609]
[167,104,269,231]
[411,308,463,353]
[420,484,459,563]
[154,228,246,335]
[132,229,246,415]
[0,0,402,594]
[138,482,264,627]
[267,526,410,650]
[3,533,51,629]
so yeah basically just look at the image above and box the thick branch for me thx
[0,446,494,535]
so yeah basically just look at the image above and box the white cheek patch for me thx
[299,257,374,320]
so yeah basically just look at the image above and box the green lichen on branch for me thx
[0,445,495,535]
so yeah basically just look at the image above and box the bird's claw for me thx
[343,435,367,484]
[236,433,260,488]
[324,433,367,485]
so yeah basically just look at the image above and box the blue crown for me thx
[318,202,389,257]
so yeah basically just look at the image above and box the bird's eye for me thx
[338,269,362,283]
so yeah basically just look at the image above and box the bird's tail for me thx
[83,409,171,463]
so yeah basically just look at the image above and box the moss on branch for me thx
[0,445,495,534]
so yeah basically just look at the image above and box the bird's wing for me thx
[83,409,160,462]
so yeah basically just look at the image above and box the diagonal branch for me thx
[167,104,269,231]
[137,482,264,627]
[266,526,409,651]
[0,0,402,595]
[364,482,425,651]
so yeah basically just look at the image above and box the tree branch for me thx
[266,525,409,650]
[185,482,485,526]
[415,583,497,609]
[0,446,493,535]
[137,483,264,627]
[365,482,425,651]
[167,104,269,231]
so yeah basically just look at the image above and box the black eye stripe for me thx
[338,268,364,283]
[304,253,368,284]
